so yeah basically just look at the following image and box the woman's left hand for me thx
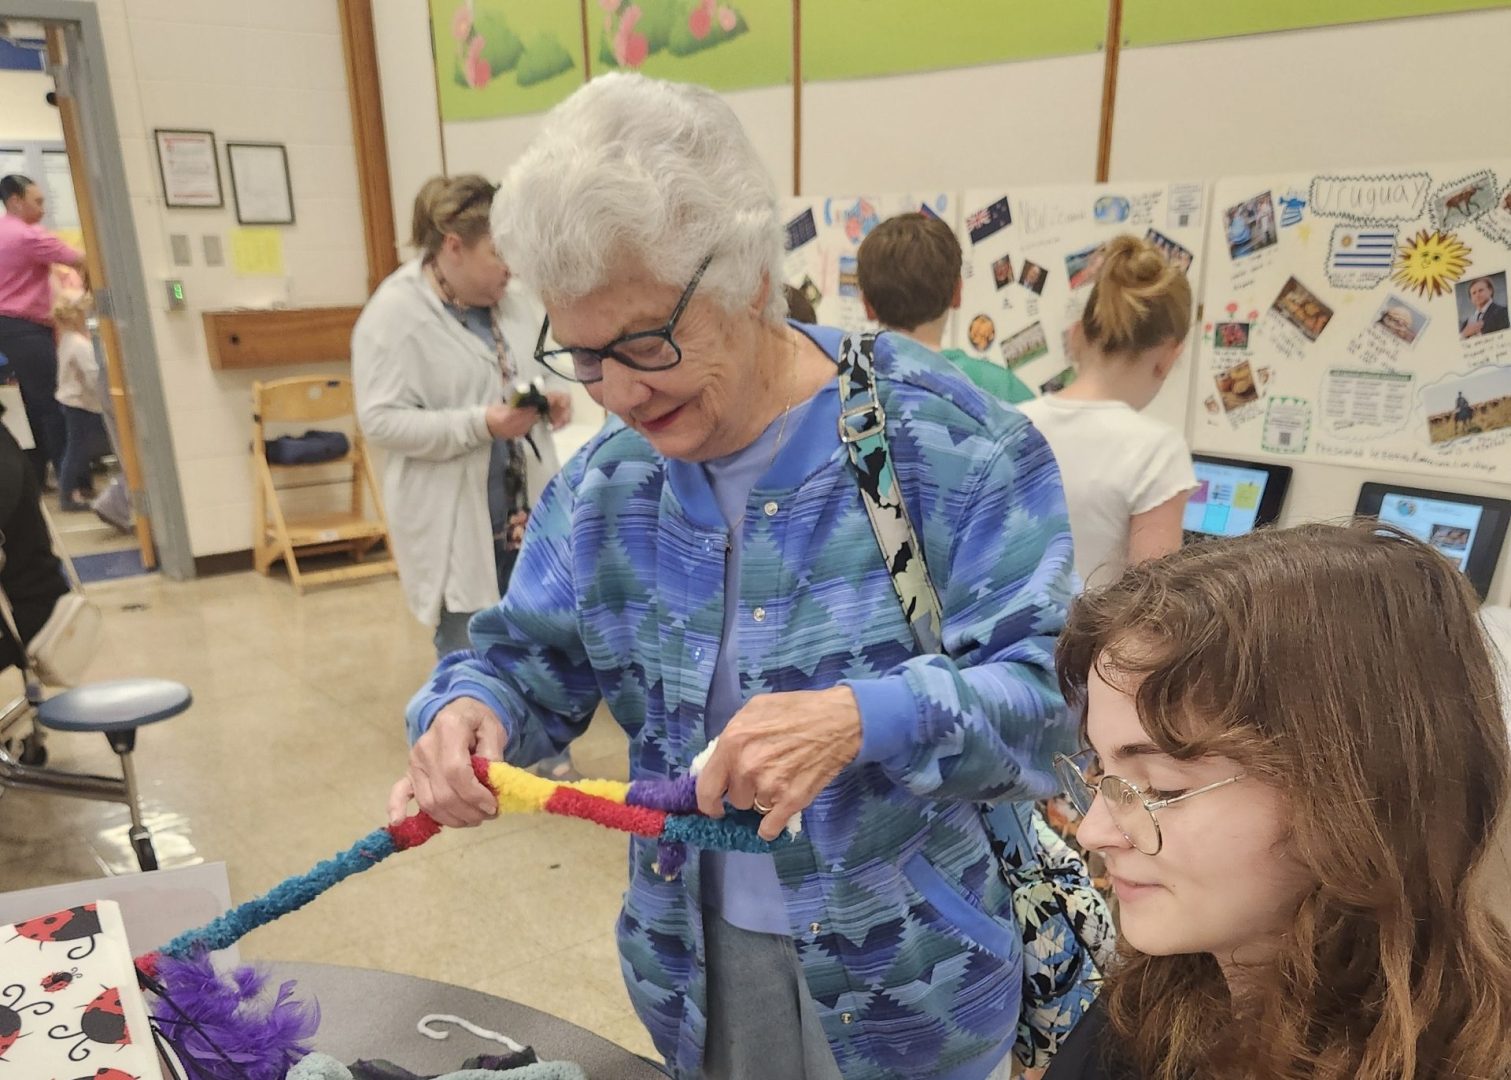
[547,390,573,430]
[696,686,862,841]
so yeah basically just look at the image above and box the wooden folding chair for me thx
[251,376,397,594]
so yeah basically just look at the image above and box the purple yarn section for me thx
[655,840,689,880]
[628,774,700,813]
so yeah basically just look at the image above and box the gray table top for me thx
[278,961,667,1079]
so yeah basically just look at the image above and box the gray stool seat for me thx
[36,678,193,733]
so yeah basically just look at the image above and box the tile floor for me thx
[0,568,656,1059]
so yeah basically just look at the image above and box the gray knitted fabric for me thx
[288,1052,588,1080]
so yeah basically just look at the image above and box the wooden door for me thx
[44,27,156,567]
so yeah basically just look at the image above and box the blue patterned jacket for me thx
[407,327,1076,1080]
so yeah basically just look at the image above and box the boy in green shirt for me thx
[857,212,1034,404]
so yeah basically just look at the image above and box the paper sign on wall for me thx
[230,227,285,276]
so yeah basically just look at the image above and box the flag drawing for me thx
[1327,226,1397,289]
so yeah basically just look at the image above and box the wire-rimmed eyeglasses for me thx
[1053,749,1245,856]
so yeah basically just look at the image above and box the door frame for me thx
[3,0,192,578]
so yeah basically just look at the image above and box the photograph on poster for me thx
[1271,276,1335,341]
[1215,360,1260,412]
[1455,271,1509,339]
[992,254,1016,290]
[1215,321,1250,349]
[838,255,860,297]
[1020,260,1048,294]
[968,314,997,351]
[1433,171,1496,230]
[1001,322,1049,369]
[1373,295,1431,345]
[1224,191,1279,259]
[1424,364,1511,444]
[1145,228,1194,275]
[1065,242,1107,290]
[1039,366,1076,395]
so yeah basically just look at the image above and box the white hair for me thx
[493,73,785,324]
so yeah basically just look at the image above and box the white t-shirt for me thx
[1019,395,1197,590]
[54,330,102,413]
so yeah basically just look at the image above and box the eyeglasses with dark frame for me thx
[533,254,713,384]
[1054,748,1245,856]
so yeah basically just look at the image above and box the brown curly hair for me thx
[1057,522,1511,1079]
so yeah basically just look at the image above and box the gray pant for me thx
[701,914,843,1080]
[433,607,476,658]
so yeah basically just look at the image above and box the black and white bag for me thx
[836,331,1115,1069]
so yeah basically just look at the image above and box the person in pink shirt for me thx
[0,174,85,485]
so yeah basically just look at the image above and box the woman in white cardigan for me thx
[353,175,571,664]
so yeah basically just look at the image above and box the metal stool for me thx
[0,678,192,871]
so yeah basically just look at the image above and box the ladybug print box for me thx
[1,900,164,1079]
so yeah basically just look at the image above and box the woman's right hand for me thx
[387,697,507,828]
[485,402,538,440]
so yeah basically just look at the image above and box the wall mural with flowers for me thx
[431,0,587,121]
[589,0,791,93]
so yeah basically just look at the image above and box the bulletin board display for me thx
[954,181,1210,430]
[1192,160,1511,483]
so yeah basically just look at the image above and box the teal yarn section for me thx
[661,810,789,853]
[160,827,398,958]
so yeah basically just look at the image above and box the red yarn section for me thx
[135,952,160,979]
[470,755,496,790]
[545,787,668,837]
[387,812,443,850]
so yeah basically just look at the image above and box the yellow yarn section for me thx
[487,762,558,814]
[565,778,630,803]
[484,762,631,813]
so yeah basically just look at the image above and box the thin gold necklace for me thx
[763,331,800,475]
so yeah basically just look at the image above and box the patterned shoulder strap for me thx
[836,332,944,655]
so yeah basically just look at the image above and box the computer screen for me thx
[1356,483,1511,600]
[1374,492,1483,573]
[1183,455,1293,539]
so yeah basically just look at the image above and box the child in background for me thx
[1045,523,1511,1079]
[1019,235,1196,590]
[857,212,1035,404]
[51,294,109,512]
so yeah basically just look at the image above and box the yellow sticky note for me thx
[1233,482,1261,510]
[230,227,284,276]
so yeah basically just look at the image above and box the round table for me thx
[278,962,667,1079]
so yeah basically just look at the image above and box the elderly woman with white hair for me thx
[390,74,1075,1080]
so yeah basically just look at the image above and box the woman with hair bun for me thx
[1019,235,1197,590]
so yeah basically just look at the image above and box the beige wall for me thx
[0,67,65,142]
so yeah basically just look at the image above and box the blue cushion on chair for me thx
[36,679,193,733]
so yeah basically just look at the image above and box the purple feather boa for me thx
[150,952,320,1080]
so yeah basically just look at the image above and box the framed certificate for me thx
[226,141,295,225]
[154,129,222,209]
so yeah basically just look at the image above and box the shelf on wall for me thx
[202,307,363,370]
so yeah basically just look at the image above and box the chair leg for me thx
[107,729,157,872]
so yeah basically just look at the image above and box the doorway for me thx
[0,3,190,581]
